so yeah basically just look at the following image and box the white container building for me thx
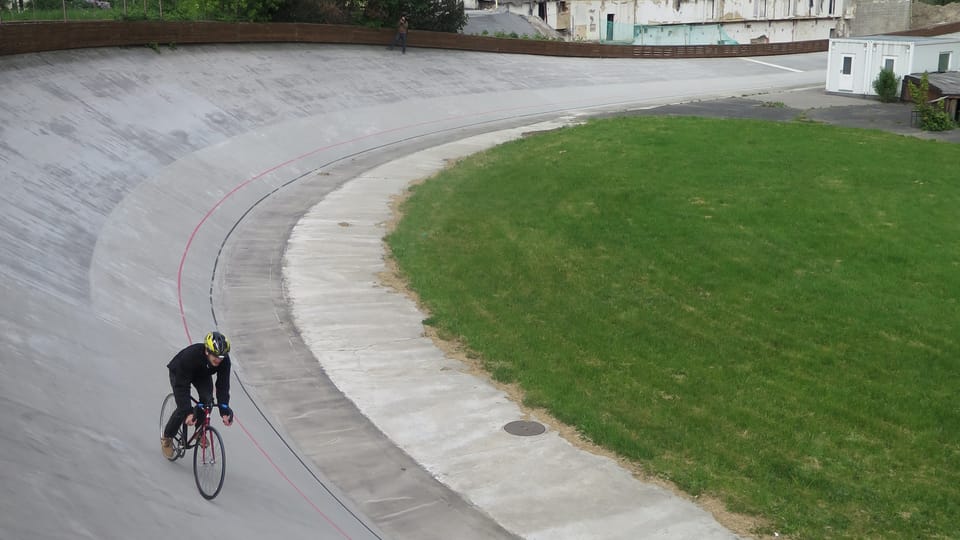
[826,35,960,96]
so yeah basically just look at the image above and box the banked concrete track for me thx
[0,44,825,540]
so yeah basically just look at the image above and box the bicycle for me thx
[159,393,227,500]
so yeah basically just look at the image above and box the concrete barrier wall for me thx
[0,20,829,57]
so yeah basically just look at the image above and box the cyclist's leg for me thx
[163,370,192,439]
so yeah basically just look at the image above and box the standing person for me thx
[388,15,409,54]
[161,331,235,459]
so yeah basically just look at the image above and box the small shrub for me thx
[908,72,955,131]
[872,68,901,103]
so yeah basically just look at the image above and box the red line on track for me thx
[174,103,545,536]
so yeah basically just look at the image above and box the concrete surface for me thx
[2,43,926,540]
[281,120,738,540]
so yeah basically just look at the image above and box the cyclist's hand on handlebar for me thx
[187,404,206,426]
[219,404,234,426]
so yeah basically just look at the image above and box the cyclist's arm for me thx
[215,357,231,407]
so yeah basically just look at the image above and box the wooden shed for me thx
[902,70,960,122]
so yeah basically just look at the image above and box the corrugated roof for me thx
[908,71,960,95]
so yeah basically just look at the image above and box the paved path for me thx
[0,44,864,540]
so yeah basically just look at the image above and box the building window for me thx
[883,58,895,72]
[938,52,951,73]
[842,56,853,75]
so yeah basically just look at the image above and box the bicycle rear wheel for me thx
[193,426,225,500]
[159,393,182,461]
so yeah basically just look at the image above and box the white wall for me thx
[826,39,872,93]
[913,41,960,73]
[568,0,850,43]
[707,18,843,44]
[859,41,913,96]
[609,0,638,41]
[546,1,560,29]
[634,0,846,25]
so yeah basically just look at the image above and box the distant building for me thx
[481,0,912,45]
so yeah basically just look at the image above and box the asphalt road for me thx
[1,45,831,540]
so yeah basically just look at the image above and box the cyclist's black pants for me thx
[163,370,214,439]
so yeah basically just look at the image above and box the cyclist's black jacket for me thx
[166,342,231,407]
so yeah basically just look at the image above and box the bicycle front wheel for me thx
[193,426,226,500]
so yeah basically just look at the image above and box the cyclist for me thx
[161,331,235,459]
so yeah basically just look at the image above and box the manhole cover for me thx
[503,420,546,436]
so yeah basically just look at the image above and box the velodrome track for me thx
[0,44,825,539]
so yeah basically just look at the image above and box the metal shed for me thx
[826,35,960,97]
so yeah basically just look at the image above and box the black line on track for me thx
[206,108,581,537]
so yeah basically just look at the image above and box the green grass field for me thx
[387,116,960,539]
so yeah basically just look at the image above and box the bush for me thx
[872,68,901,103]
[908,72,955,131]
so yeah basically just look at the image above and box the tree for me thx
[274,0,465,31]
[194,0,281,20]
[273,0,349,23]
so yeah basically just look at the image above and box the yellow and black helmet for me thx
[204,331,231,358]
